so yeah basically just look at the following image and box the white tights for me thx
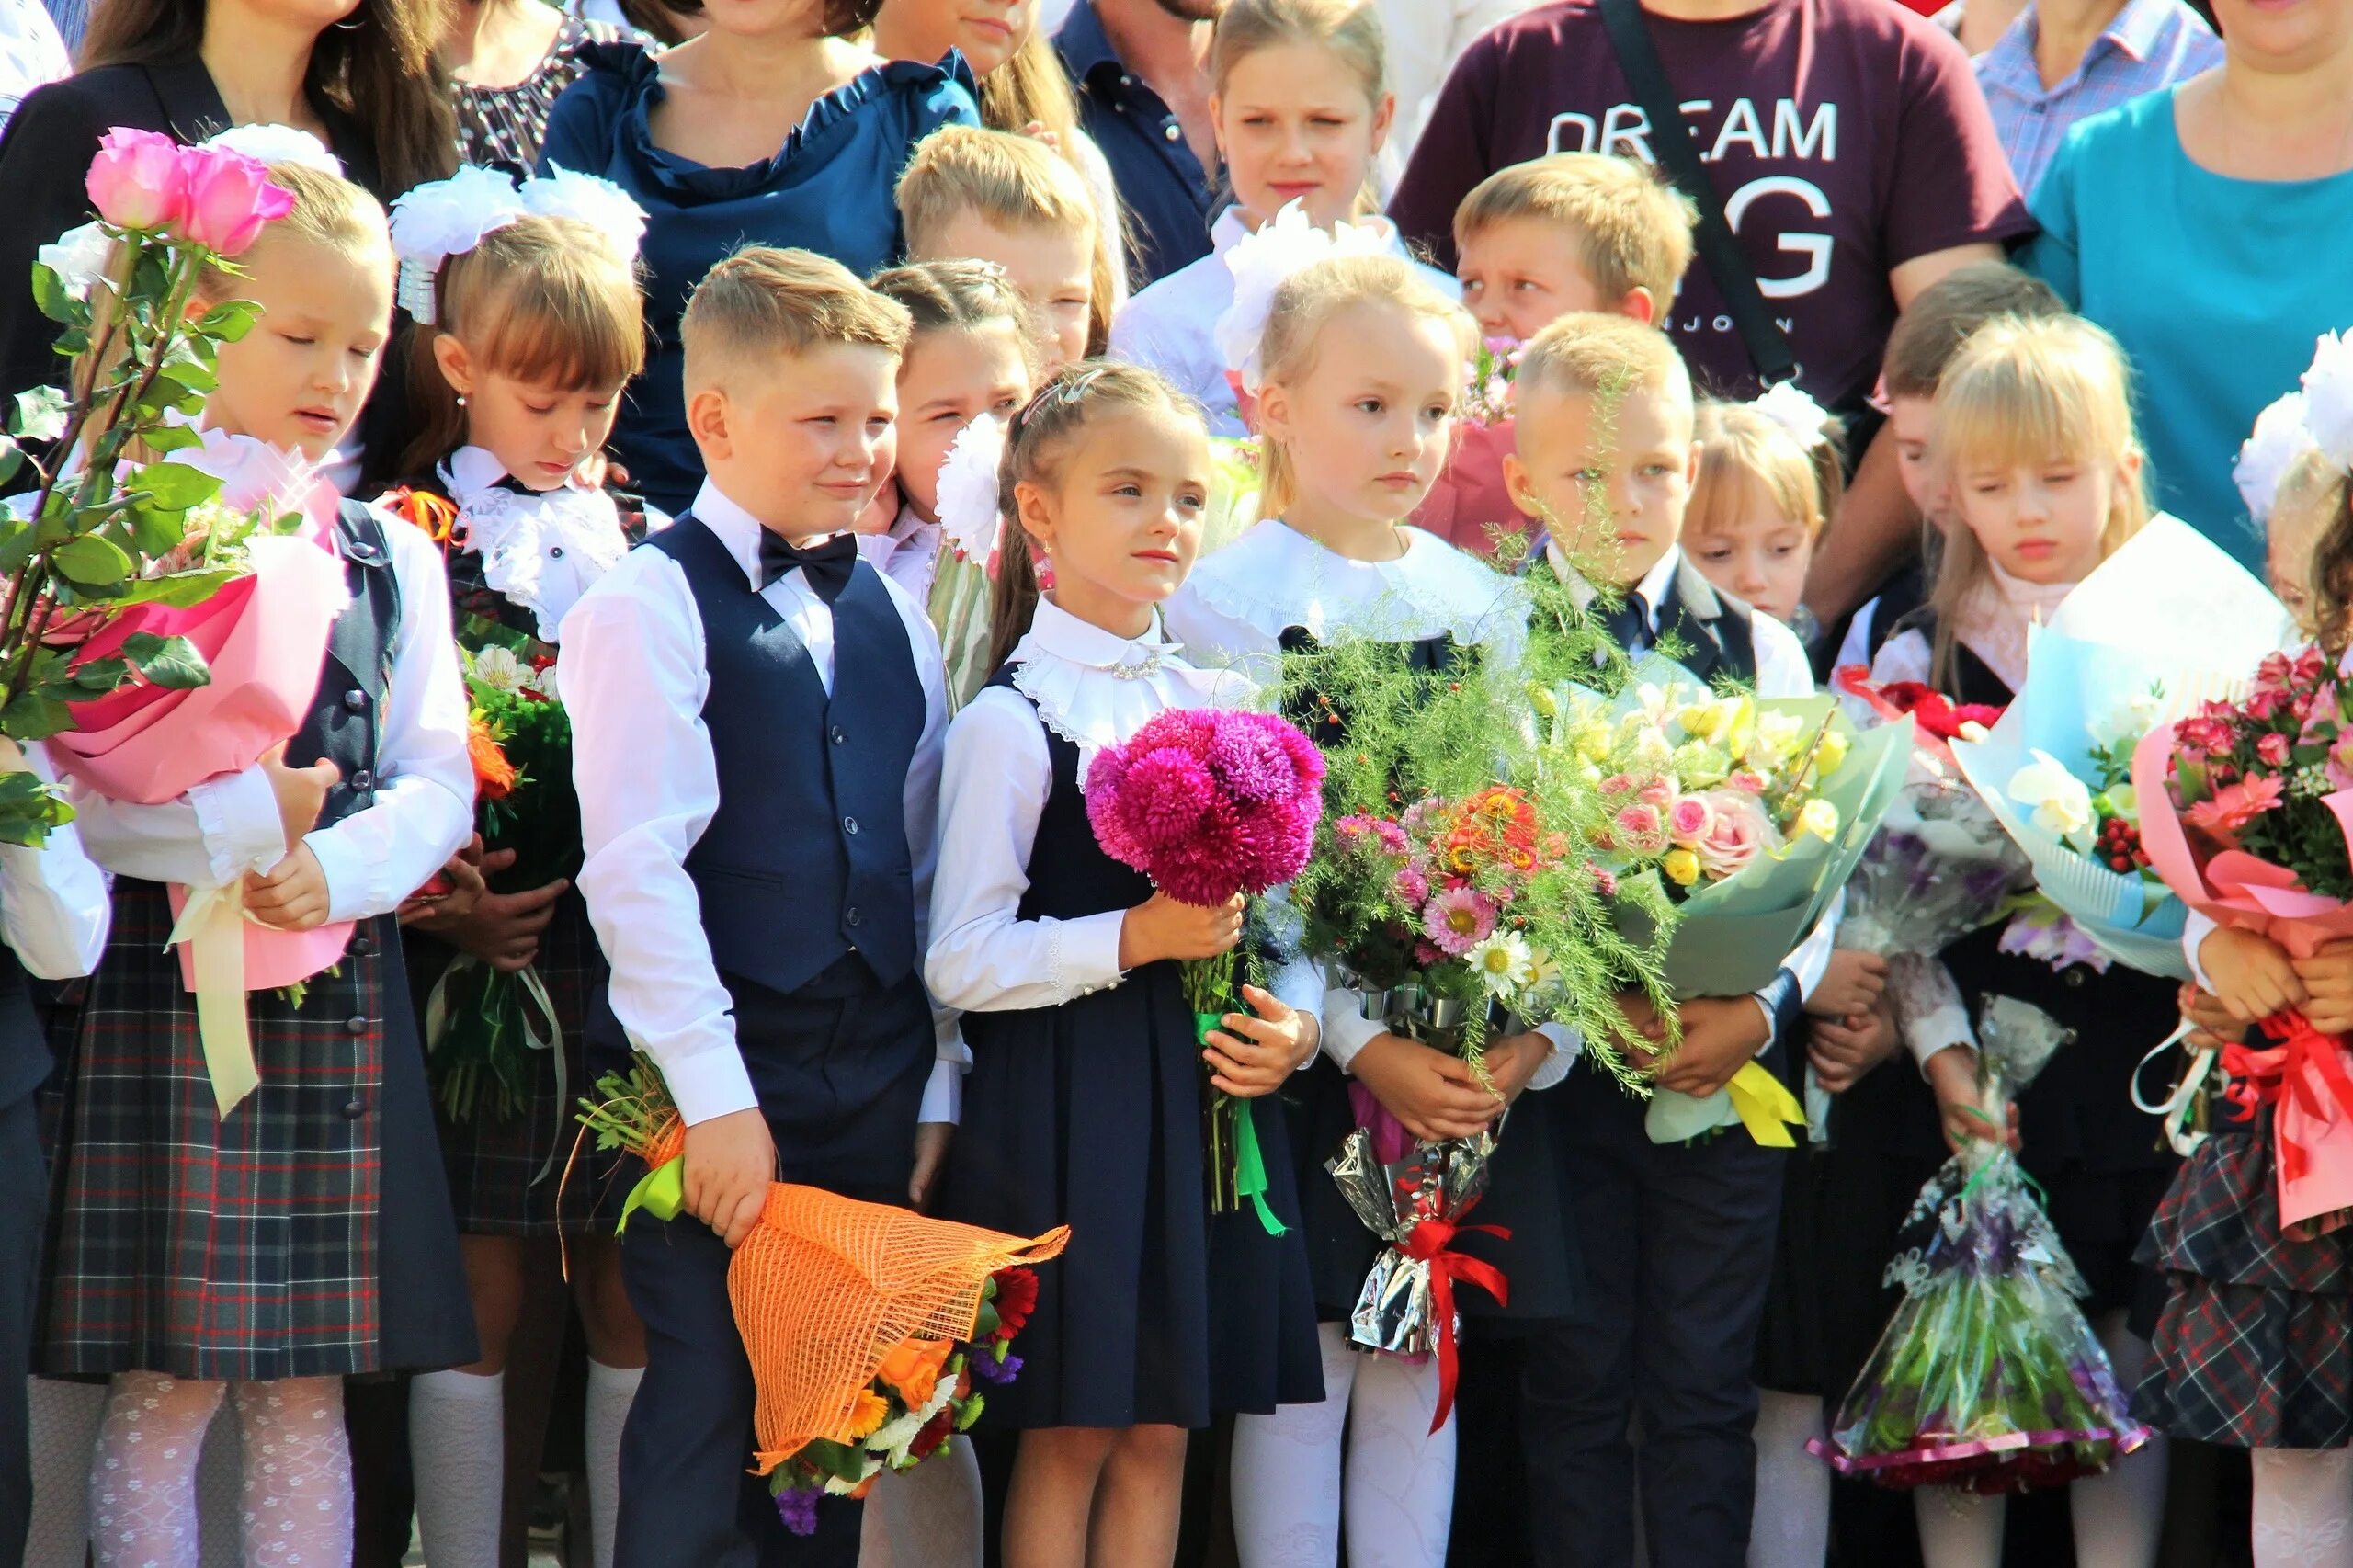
[2252,1449,2353,1567]
[1913,1314,2168,1568]
[1230,1324,1456,1568]
[89,1373,351,1568]
[1747,1390,1831,1568]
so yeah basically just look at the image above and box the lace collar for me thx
[1184,517,1528,650]
[438,446,627,642]
[1008,597,1244,781]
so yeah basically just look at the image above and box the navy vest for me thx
[1651,558,1758,688]
[285,502,399,829]
[646,515,926,996]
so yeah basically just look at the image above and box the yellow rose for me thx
[1798,798,1841,841]
[1678,701,1723,740]
[1813,729,1849,776]
[1663,848,1701,886]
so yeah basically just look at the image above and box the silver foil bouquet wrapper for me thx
[1327,1125,1500,1357]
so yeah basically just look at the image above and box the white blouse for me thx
[925,597,1322,1020]
[857,502,943,607]
[440,446,630,643]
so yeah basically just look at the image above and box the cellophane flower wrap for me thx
[2132,641,2353,1237]
[1083,707,1324,1229]
[1813,997,2151,1491]
[926,414,1005,709]
[577,1058,1068,1531]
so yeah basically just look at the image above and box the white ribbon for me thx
[2131,1017,2212,1158]
[164,881,261,1117]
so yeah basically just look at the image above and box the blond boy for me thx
[1453,153,1696,342]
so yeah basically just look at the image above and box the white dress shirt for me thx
[856,502,944,607]
[562,480,964,1129]
[1109,210,1463,438]
[926,597,1324,1021]
[68,506,475,925]
[1,744,108,979]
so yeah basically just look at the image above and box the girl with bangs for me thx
[1859,315,2179,1568]
[378,169,651,1568]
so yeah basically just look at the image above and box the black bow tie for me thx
[1599,590,1652,655]
[756,529,857,603]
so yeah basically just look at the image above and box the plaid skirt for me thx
[2133,1115,2353,1449]
[38,881,478,1381]
[415,893,624,1236]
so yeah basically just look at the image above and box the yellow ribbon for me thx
[1726,1061,1805,1148]
[164,881,260,1118]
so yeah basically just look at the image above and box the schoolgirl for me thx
[41,158,477,1568]
[380,164,651,1568]
[1109,0,1457,439]
[928,361,1324,1567]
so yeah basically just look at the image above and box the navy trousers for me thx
[0,1092,36,1565]
[614,963,932,1568]
[1521,1051,1790,1568]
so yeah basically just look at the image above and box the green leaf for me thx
[30,264,77,326]
[123,498,188,560]
[139,421,201,454]
[113,568,235,608]
[68,656,128,693]
[128,462,222,510]
[1,688,73,742]
[196,300,263,343]
[50,533,131,587]
[0,436,20,490]
[157,358,217,396]
[120,631,209,690]
[8,387,67,444]
[51,327,88,358]
[0,517,35,576]
[131,249,166,301]
[0,769,73,848]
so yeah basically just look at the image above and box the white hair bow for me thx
[1212,200,1392,392]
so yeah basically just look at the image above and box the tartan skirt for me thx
[38,880,479,1381]
[2132,1115,2353,1449]
[415,893,624,1237]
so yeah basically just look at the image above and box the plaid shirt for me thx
[1975,0,2223,198]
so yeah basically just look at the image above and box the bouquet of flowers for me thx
[2133,642,2353,1234]
[578,1059,1067,1531]
[1200,436,1263,560]
[926,414,1006,708]
[1084,707,1324,1228]
[1951,515,2293,980]
[1409,336,1526,561]
[1814,997,2151,1491]
[421,646,578,1127]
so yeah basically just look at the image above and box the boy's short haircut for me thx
[681,246,912,384]
[894,124,1097,256]
[1518,311,1694,408]
[1453,153,1698,305]
[1881,261,2068,400]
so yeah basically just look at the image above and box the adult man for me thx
[1056,0,1221,285]
[1974,0,2222,195]
[1390,0,2035,633]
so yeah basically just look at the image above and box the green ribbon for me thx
[617,1154,684,1235]
[1199,1010,1286,1238]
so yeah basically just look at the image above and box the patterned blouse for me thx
[454,12,633,168]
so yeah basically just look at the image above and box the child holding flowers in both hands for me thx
[1164,253,1541,1568]
[40,154,479,1568]
[926,360,1324,1568]
[379,165,651,1568]
[2144,337,2353,1566]
[1862,316,2177,1568]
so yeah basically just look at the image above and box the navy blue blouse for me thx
[540,43,981,514]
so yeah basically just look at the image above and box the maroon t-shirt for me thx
[1391,0,2034,412]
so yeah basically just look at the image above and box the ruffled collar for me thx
[1008,597,1243,780]
[1184,517,1527,649]
[1956,559,2080,690]
[438,446,627,641]
[587,40,979,199]
[174,428,337,550]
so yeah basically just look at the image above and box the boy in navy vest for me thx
[1499,314,1833,1568]
[563,248,961,1568]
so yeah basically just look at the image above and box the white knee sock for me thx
[2071,1319,2166,1568]
[1915,1484,2004,1568]
[864,1438,983,1568]
[409,1369,505,1568]
[1747,1391,1830,1568]
[2253,1448,2353,1568]
[1341,1347,1454,1568]
[90,1372,227,1568]
[585,1361,642,1568]
[28,1377,105,1568]
[1232,1323,1358,1567]
[232,1378,351,1568]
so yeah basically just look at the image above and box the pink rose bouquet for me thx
[1085,707,1324,1228]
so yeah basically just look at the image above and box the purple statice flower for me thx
[972,1345,1025,1383]
[1998,910,2110,974]
[775,1486,823,1537]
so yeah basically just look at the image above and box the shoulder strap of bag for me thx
[1596,0,1800,388]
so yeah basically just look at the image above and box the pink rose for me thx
[2256,731,2292,767]
[86,128,188,232]
[1637,777,1676,807]
[1726,768,1769,795]
[1696,792,1771,879]
[1599,773,1639,797]
[1612,803,1667,856]
[1666,795,1712,846]
[176,147,294,256]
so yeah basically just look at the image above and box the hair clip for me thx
[1016,363,1110,431]
[517,165,648,264]
[1749,381,1833,451]
[388,165,526,325]
[1212,199,1392,392]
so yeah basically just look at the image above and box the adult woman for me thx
[0,0,454,405]
[538,0,979,515]
[870,0,1126,298]
[447,0,634,166]
[2026,0,2353,572]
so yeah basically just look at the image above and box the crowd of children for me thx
[0,1,2347,1567]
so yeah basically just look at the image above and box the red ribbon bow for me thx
[2222,1011,2353,1184]
[1397,1217,1511,1433]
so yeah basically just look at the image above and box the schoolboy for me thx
[562,247,962,1568]
[1452,153,1697,343]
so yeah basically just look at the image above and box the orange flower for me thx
[468,713,517,801]
[875,1337,952,1409]
[845,1389,892,1442]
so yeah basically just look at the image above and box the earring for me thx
[333,8,366,27]
[455,393,467,407]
